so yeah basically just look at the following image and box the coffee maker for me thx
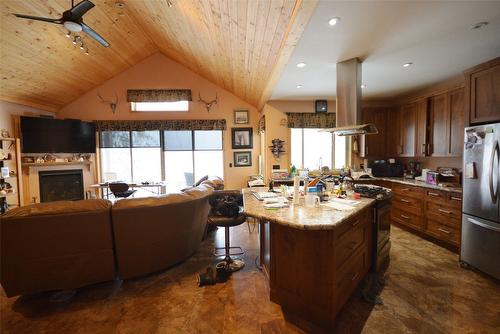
[406,161,422,179]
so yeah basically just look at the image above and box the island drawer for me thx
[392,195,423,216]
[391,207,424,231]
[426,218,460,245]
[334,218,371,270]
[447,192,462,209]
[334,208,371,241]
[392,184,425,199]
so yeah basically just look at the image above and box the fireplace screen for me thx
[39,169,84,202]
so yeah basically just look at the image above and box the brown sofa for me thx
[0,179,221,296]
[0,199,115,297]
[111,184,213,279]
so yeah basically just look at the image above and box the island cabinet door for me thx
[259,220,271,279]
[332,210,373,316]
[268,223,337,330]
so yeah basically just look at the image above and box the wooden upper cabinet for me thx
[465,58,500,125]
[429,88,465,157]
[448,88,465,156]
[362,108,387,157]
[415,99,428,157]
[399,103,417,157]
[386,108,401,157]
[429,93,449,157]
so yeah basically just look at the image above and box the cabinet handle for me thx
[421,143,426,155]
[401,188,410,192]
[401,198,410,203]
[428,192,440,197]
[352,219,361,227]
[438,208,452,215]
[450,196,461,201]
[366,146,369,156]
[351,271,360,281]
[438,228,451,234]
[400,214,411,220]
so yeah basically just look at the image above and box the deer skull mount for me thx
[198,93,218,112]
[97,91,118,114]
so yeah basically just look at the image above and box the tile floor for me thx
[1,223,499,334]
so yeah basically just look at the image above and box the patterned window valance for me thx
[127,89,192,102]
[94,119,226,131]
[286,112,336,128]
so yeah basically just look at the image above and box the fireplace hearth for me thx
[39,169,84,202]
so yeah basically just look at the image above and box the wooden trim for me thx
[257,0,319,109]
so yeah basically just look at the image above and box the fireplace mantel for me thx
[21,161,96,204]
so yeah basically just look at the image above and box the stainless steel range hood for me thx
[323,58,378,136]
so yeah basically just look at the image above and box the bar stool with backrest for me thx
[207,190,246,272]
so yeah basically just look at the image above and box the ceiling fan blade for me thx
[81,23,110,47]
[13,13,61,24]
[70,0,95,20]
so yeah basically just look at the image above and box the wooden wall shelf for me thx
[22,161,92,167]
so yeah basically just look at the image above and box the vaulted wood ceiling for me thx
[0,0,317,112]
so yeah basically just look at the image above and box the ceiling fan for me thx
[13,0,110,48]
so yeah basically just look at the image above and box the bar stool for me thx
[207,190,246,272]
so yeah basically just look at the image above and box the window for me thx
[100,131,162,197]
[291,128,348,170]
[100,129,224,194]
[131,101,189,112]
[163,130,223,192]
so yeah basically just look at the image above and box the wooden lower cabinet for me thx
[387,182,462,251]
[262,206,373,332]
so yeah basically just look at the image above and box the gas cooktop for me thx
[354,184,392,200]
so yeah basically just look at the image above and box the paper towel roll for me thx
[293,175,300,204]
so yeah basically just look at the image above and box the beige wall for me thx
[261,100,337,179]
[58,53,259,190]
[0,101,54,136]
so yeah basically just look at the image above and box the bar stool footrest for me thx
[214,246,244,257]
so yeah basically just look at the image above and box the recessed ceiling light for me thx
[361,84,366,89]
[403,62,413,68]
[296,85,302,89]
[471,21,488,30]
[296,62,307,68]
[328,17,340,26]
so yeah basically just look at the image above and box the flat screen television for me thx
[20,117,96,153]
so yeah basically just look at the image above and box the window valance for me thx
[94,119,226,131]
[286,112,336,128]
[127,89,192,102]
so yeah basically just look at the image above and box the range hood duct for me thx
[323,57,378,136]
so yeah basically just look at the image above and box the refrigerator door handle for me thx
[467,216,500,233]
[490,140,499,204]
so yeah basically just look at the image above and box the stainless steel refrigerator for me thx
[461,122,500,279]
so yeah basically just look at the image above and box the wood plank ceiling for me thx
[0,0,317,112]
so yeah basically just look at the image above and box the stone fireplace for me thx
[38,169,84,202]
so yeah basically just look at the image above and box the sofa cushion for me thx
[112,184,213,210]
[1,199,111,218]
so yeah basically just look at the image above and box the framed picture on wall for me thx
[231,127,253,149]
[234,110,249,124]
[234,151,252,167]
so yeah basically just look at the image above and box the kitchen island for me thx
[243,188,376,332]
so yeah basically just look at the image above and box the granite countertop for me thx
[242,188,375,230]
[364,177,462,193]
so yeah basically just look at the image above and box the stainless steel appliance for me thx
[461,123,500,279]
[354,184,392,272]
[354,184,392,304]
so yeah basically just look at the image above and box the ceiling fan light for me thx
[64,21,82,32]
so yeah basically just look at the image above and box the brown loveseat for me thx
[111,184,214,279]
[0,199,115,297]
